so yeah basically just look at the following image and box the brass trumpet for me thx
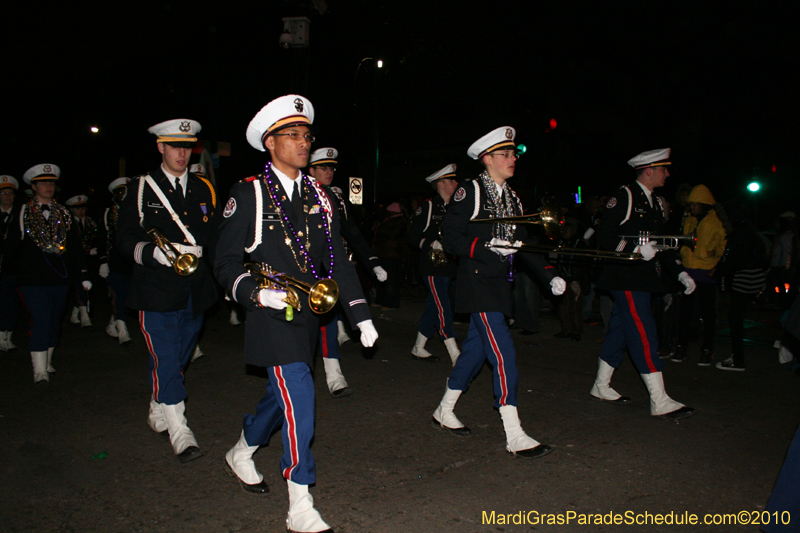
[621,230,697,251]
[489,242,642,261]
[244,262,339,320]
[147,228,199,276]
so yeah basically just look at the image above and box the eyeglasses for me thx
[272,132,316,143]
[0,190,15,195]
[489,150,520,160]
[315,165,336,172]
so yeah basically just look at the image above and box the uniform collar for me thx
[271,165,303,201]
[635,180,653,207]
[161,164,188,194]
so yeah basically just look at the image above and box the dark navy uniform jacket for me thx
[596,182,683,292]
[409,195,458,278]
[99,205,134,275]
[116,167,219,318]
[442,179,556,316]
[1,206,20,278]
[5,204,88,287]
[214,169,371,368]
[325,185,381,271]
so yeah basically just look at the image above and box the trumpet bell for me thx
[174,253,199,276]
[308,279,339,314]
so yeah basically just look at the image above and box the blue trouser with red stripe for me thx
[17,285,69,351]
[599,290,663,374]
[448,312,518,408]
[139,297,204,406]
[318,309,341,360]
[418,276,457,341]
[241,362,316,485]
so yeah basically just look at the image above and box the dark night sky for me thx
[4,1,798,222]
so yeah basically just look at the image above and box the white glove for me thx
[258,289,289,310]
[153,248,172,267]
[89,248,98,256]
[489,238,517,257]
[635,241,658,261]
[82,280,93,291]
[550,277,566,296]
[583,227,595,241]
[99,263,110,278]
[431,240,443,251]
[678,271,697,295]
[373,266,388,282]
[357,319,379,347]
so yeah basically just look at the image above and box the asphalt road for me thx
[1,291,798,532]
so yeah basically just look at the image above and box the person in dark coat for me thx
[432,126,566,459]
[117,119,219,464]
[215,95,378,533]
[0,175,22,353]
[407,163,461,365]
[589,148,696,419]
[307,146,387,397]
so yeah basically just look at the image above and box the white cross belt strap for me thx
[138,174,197,246]
[174,243,203,257]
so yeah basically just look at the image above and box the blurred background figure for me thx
[372,201,408,310]
[0,175,21,353]
[66,194,98,328]
[552,218,590,341]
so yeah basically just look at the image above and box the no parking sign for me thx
[349,177,363,205]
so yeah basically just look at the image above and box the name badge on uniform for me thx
[432,215,443,220]
[147,201,164,209]
[262,213,281,221]
[634,208,646,213]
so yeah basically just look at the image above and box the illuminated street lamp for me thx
[90,126,99,133]
[747,181,760,192]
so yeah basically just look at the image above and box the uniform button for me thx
[269,225,274,230]
[184,211,188,215]
[475,269,479,274]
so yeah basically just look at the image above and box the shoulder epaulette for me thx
[244,175,259,182]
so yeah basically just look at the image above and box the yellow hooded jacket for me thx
[680,185,727,270]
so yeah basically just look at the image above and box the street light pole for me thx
[353,57,384,205]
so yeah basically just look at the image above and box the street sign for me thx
[349,177,363,205]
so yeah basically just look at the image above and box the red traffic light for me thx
[549,118,557,130]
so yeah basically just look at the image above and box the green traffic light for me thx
[747,182,760,192]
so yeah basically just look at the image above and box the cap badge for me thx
[294,98,304,112]
[505,128,513,139]
[179,121,191,132]
[326,149,334,157]
[43,165,52,173]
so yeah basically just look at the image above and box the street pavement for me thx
[1,289,798,532]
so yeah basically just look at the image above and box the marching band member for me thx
[98,177,133,344]
[408,164,460,365]
[7,165,90,387]
[116,119,219,463]
[65,194,98,327]
[432,127,565,459]
[215,95,377,533]
[307,146,387,397]
[0,175,21,352]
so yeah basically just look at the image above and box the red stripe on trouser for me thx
[480,312,509,405]
[320,325,329,358]
[110,288,117,320]
[624,291,658,373]
[469,238,479,258]
[140,311,161,401]
[275,367,300,480]
[429,276,447,338]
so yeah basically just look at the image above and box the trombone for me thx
[147,228,199,276]
[244,262,339,321]
[621,231,697,251]
[488,242,642,261]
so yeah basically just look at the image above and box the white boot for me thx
[444,338,460,366]
[116,320,132,345]
[336,319,351,346]
[286,480,332,533]
[148,398,168,434]
[323,357,351,397]
[105,316,119,338]
[31,351,49,388]
[191,344,206,363]
[79,306,92,327]
[224,431,268,493]
[589,358,631,403]
[432,385,470,435]
[640,372,695,419]
[46,347,55,373]
[411,331,434,360]
[499,405,551,458]
[161,401,204,462]
[229,309,241,325]
[70,307,80,324]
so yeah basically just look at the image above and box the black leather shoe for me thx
[431,417,471,436]
[331,386,352,398]
[223,459,269,494]
[591,394,632,404]
[662,406,696,420]
[509,444,554,459]
[177,446,206,464]
[412,354,439,363]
